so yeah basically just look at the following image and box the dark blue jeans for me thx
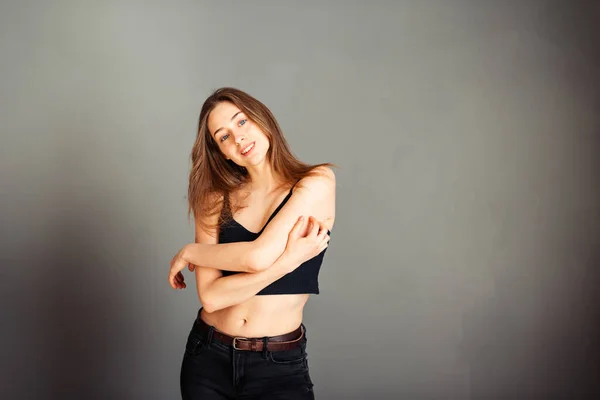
[180,314,315,399]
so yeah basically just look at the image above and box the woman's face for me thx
[207,101,270,168]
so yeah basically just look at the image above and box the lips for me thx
[240,142,255,156]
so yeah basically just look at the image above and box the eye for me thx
[220,134,229,142]
[238,119,247,126]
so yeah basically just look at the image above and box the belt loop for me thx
[261,337,269,359]
[206,326,214,348]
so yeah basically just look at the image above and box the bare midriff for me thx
[200,294,310,338]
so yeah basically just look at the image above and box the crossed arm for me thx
[181,166,335,273]
[168,166,336,313]
[191,216,329,313]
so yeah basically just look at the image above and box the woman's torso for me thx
[200,294,310,337]
[200,182,332,338]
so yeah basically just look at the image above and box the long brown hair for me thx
[188,87,335,235]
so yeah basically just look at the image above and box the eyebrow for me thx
[213,111,243,137]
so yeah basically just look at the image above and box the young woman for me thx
[168,87,336,399]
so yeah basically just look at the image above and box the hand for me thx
[282,216,330,272]
[169,245,190,289]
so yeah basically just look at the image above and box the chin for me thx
[241,146,268,167]
[243,158,265,169]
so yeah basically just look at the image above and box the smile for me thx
[240,142,255,156]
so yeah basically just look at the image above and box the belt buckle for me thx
[232,337,247,351]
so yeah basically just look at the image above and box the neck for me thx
[245,162,283,193]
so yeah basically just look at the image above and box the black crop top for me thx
[218,186,329,295]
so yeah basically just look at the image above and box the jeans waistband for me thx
[194,308,304,352]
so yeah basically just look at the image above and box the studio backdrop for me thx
[1,1,599,399]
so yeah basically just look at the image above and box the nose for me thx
[234,132,246,145]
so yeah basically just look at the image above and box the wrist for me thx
[181,244,193,263]
[276,250,299,273]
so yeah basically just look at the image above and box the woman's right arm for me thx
[190,208,224,308]
[193,214,328,313]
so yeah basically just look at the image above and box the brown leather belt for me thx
[195,315,304,352]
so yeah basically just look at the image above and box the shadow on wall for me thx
[36,208,129,398]
[459,219,600,398]
[24,123,149,400]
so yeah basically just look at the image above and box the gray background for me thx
[1,1,599,399]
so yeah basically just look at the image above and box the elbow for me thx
[244,238,286,272]
[247,259,269,273]
[245,249,272,273]
[201,302,218,314]
[198,292,220,314]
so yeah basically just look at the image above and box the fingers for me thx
[316,219,330,253]
[169,258,188,289]
[169,251,191,289]
[316,218,328,234]
[308,216,330,236]
[175,271,186,289]
[289,215,306,238]
[318,240,329,253]
[307,216,320,237]
[318,229,330,252]
[169,270,186,289]
[316,224,329,241]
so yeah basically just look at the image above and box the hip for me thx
[180,313,314,398]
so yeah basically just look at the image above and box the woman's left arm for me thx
[174,166,335,273]
[246,166,336,270]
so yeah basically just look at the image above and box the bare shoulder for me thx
[309,164,336,180]
[294,165,336,227]
[295,165,336,197]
